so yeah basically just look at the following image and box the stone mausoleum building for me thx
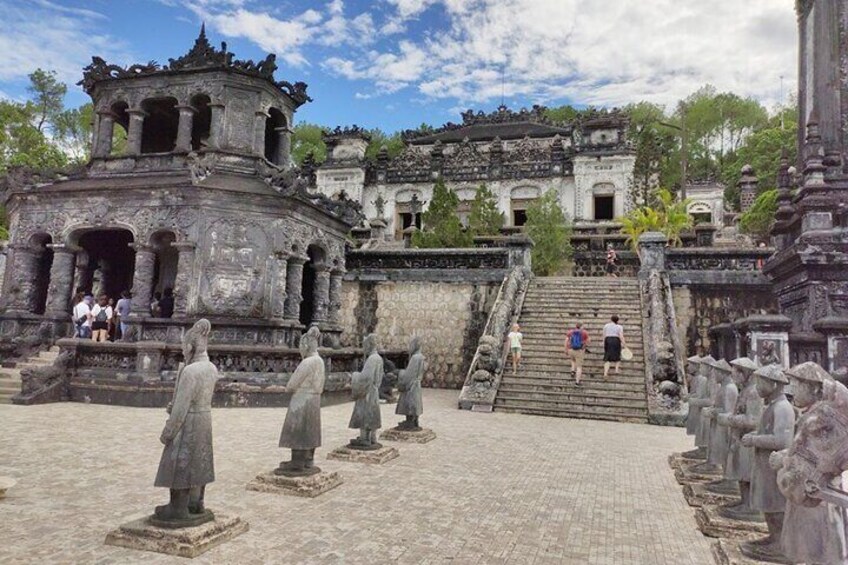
[313,106,636,238]
[0,28,361,352]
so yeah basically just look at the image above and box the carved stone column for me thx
[208,103,225,149]
[126,109,146,156]
[274,126,292,167]
[129,243,156,317]
[74,249,92,293]
[283,257,305,321]
[94,111,115,157]
[253,110,269,156]
[44,244,77,317]
[171,241,196,317]
[4,244,39,313]
[311,265,331,325]
[328,268,345,325]
[269,252,289,320]
[175,105,196,153]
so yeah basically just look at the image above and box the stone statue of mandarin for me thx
[276,326,325,477]
[348,334,383,449]
[688,355,716,460]
[704,359,736,475]
[719,356,763,521]
[684,355,706,446]
[739,364,796,563]
[154,319,220,526]
[691,357,729,474]
[774,362,848,565]
[395,337,425,431]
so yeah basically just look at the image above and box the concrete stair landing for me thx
[495,277,649,423]
[0,347,60,404]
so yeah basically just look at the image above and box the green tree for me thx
[365,128,405,160]
[291,123,327,165]
[468,183,503,236]
[544,104,584,123]
[738,189,778,241]
[619,188,692,251]
[53,102,94,163]
[411,178,472,248]
[624,101,679,206]
[525,190,572,276]
[27,68,67,133]
[0,100,67,173]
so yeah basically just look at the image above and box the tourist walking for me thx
[603,315,626,379]
[91,295,113,343]
[565,322,590,385]
[506,323,523,375]
[115,290,132,338]
[605,244,618,277]
[72,293,91,339]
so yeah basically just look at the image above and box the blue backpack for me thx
[570,329,584,350]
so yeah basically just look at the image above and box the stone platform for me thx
[711,539,776,565]
[246,470,343,498]
[327,444,399,464]
[668,452,705,471]
[674,462,722,485]
[695,505,767,539]
[380,427,436,443]
[682,483,740,508]
[104,513,249,558]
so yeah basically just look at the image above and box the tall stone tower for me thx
[764,0,848,375]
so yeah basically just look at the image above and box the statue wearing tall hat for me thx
[686,354,715,460]
[348,334,383,449]
[395,337,425,431]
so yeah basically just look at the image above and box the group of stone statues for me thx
[680,354,848,564]
[149,320,425,527]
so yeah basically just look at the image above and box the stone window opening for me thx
[140,97,179,154]
[510,199,535,228]
[593,195,615,221]
[190,94,212,151]
[264,108,289,166]
[74,229,136,301]
[30,233,54,315]
[150,231,178,296]
[395,207,422,239]
[457,200,472,228]
[109,101,130,156]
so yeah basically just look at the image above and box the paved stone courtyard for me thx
[0,390,712,564]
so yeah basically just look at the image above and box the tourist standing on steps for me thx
[72,293,91,339]
[602,315,626,379]
[506,323,523,375]
[605,244,618,277]
[565,322,590,385]
[90,295,113,343]
[115,290,132,339]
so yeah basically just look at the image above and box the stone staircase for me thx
[494,277,649,423]
[0,347,60,404]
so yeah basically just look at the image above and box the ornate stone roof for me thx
[323,125,372,145]
[77,25,312,107]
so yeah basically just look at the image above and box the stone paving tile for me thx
[0,390,712,564]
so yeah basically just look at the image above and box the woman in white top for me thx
[602,315,626,379]
[506,323,523,376]
[72,293,91,339]
[90,295,113,343]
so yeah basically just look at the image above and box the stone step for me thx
[16,359,52,369]
[494,404,648,424]
[500,377,645,393]
[495,391,647,411]
[518,342,644,352]
[498,383,646,401]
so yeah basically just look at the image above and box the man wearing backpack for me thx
[565,322,590,385]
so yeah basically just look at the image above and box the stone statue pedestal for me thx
[246,470,343,498]
[327,444,399,464]
[683,483,740,508]
[705,479,740,496]
[695,505,767,539]
[712,539,769,565]
[674,460,722,485]
[104,513,248,558]
[380,427,436,444]
[668,452,704,471]
[0,477,16,499]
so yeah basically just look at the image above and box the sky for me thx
[0,0,798,133]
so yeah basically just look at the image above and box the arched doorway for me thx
[140,97,179,154]
[30,233,53,315]
[264,107,288,166]
[299,244,326,326]
[74,229,135,300]
[150,231,178,295]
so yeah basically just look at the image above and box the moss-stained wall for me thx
[340,280,498,388]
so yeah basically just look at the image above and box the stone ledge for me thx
[695,505,767,540]
[668,452,704,471]
[712,539,765,565]
[327,444,399,464]
[104,512,249,558]
[246,470,343,498]
[674,462,722,485]
[380,427,436,443]
[682,482,740,508]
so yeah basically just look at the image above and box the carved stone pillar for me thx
[126,109,146,156]
[44,244,77,317]
[171,241,196,317]
[311,266,331,325]
[4,244,39,313]
[328,268,345,325]
[175,105,196,153]
[270,252,289,320]
[274,126,292,167]
[129,243,156,318]
[94,111,115,157]
[254,110,269,156]
[283,257,305,321]
[208,103,225,149]
[74,249,92,294]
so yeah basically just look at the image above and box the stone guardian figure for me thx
[739,364,796,562]
[774,362,848,565]
[276,326,325,477]
[396,337,425,431]
[688,355,716,460]
[704,359,736,476]
[153,319,220,526]
[348,334,383,449]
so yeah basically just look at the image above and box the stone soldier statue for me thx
[774,362,848,565]
[719,356,763,522]
[704,359,736,474]
[348,334,383,449]
[276,326,325,477]
[684,354,706,438]
[692,357,730,475]
[739,364,796,562]
[688,355,716,460]
[153,319,220,526]
[396,337,425,431]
